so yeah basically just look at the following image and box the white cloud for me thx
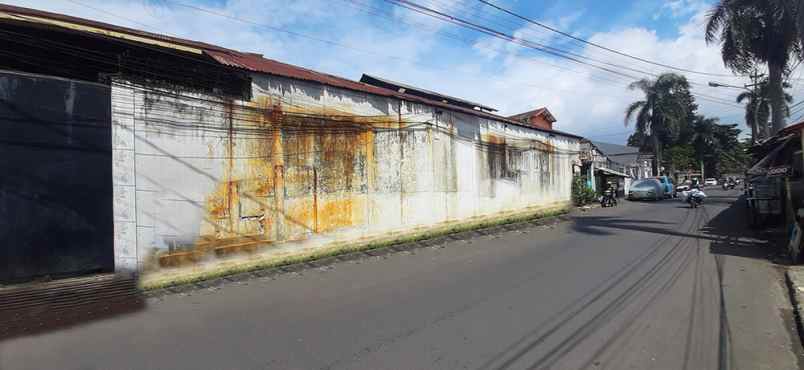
[456,5,755,143]
[657,0,708,19]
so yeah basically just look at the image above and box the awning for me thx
[747,137,795,177]
[595,167,629,177]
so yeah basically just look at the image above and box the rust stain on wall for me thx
[158,96,390,267]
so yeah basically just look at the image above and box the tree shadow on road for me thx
[570,210,696,239]
[570,192,789,264]
[702,194,790,264]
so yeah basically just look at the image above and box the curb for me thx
[143,212,574,298]
[784,270,804,347]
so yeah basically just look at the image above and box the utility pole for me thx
[709,71,764,145]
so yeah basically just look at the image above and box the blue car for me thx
[655,176,675,198]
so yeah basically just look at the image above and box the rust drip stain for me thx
[481,133,506,145]
[158,97,392,268]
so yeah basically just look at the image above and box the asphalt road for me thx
[2,189,802,370]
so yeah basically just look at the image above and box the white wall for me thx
[111,75,580,273]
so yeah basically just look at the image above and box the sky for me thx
[6,0,800,145]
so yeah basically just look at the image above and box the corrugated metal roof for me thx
[781,120,804,135]
[0,3,583,140]
[589,141,639,156]
[360,73,497,112]
[0,3,231,53]
[206,50,397,97]
[204,50,583,138]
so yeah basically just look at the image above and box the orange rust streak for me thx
[190,97,396,267]
[316,196,364,233]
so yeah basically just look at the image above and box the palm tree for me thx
[690,116,743,176]
[705,0,800,135]
[691,116,719,162]
[624,73,691,175]
[735,80,793,142]
[736,89,763,145]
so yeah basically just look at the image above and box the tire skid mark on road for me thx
[318,217,652,370]
[478,233,681,369]
[528,209,704,370]
[705,202,739,370]
[595,206,721,370]
[324,206,684,370]
[682,212,707,370]
[582,246,696,370]
[476,209,699,370]
[584,222,702,370]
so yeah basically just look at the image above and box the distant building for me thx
[507,108,557,131]
[590,141,653,179]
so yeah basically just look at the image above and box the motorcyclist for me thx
[601,182,617,207]
[680,185,706,207]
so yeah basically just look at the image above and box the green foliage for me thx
[705,0,800,133]
[666,144,696,172]
[736,79,793,141]
[624,73,695,170]
[572,175,597,206]
[719,139,751,175]
[662,114,746,178]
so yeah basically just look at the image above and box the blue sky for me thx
[8,0,780,144]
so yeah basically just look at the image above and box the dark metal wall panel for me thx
[0,70,113,283]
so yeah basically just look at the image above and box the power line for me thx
[343,0,742,108]
[384,0,743,109]
[162,0,427,67]
[474,0,744,79]
[61,0,159,30]
[62,0,743,108]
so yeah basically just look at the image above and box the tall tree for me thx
[624,73,691,174]
[737,79,793,142]
[705,0,800,134]
[689,115,744,176]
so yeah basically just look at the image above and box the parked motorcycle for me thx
[600,188,617,207]
[722,181,735,190]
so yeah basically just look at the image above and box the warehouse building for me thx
[0,4,582,281]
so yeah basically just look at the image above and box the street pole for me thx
[708,73,764,145]
[700,160,704,183]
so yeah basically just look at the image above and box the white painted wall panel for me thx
[111,74,580,273]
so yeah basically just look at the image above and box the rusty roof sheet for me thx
[360,73,497,112]
[0,3,582,140]
[206,49,397,97]
[781,120,804,136]
[206,50,582,139]
[0,3,231,53]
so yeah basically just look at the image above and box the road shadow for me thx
[571,191,787,264]
[0,274,145,341]
[702,193,790,264]
[571,203,694,238]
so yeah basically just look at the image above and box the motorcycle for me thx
[600,188,617,208]
[722,181,735,190]
[686,189,705,208]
